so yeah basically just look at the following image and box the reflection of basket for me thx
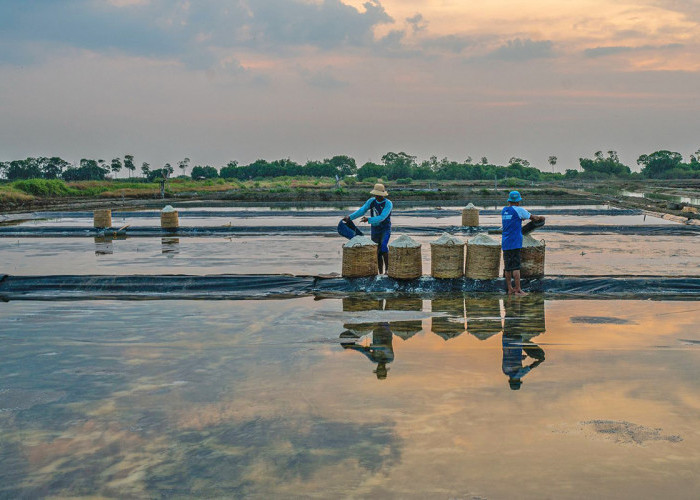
[430,242,464,278]
[388,237,422,279]
[431,297,465,339]
[462,206,480,227]
[466,297,502,340]
[465,234,501,279]
[93,236,114,255]
[161,211,179,229]
[342,297,383,312]
[520,236,546,278]
[503,294,546,339]
[93,209,112,228]
[342,243,378,277]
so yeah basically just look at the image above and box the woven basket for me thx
[431,297,465,340]
[520,239,546,278]
[161,210,179,229]
[93,209,112,228]
[466,297,502,340]
[503,294,546,339]
[342,244,378,278]
[462,207,479,227]
[430,243,464,278]
[465,236,501,279]
[388,244,422,279]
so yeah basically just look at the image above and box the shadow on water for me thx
[338,293,547,388]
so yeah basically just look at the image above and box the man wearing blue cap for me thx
[502,191,545,295]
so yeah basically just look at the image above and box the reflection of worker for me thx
[501,297,545,390]
[501,190,545,295]
[342,183,393,274]
[340,323,394,379]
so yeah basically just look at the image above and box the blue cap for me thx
[507,191,522,203]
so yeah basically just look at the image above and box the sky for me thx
[0,0,699,172]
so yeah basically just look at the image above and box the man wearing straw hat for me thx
[502,190,545,295]
[343,182,393,274]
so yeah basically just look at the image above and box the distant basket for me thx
[430,241,464,278]
[342,239,378,277]
[520,238,546,278]
[466,297,502,340]
[388,236,422,279]
[462,205,479,227]
[93,209,112,228]
[161,210,179,229]
[465,234,501,279]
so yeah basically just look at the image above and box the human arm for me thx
[344,198,373,222]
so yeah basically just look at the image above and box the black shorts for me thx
[503,248,521,272]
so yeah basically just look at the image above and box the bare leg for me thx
[377,251,383,274]
[381,252,388,275]
[505,270,514,294]
[513,270,527,295]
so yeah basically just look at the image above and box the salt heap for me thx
[464,203,476,209]
[468,233,500,246]
[162,205,176,213]
[344,235,376,248]
[389,234,421,248]
[522,234,541,247]
[432,232,463,246]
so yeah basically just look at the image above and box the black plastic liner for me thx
[1,274,698,301]
[0,224,697,238]
[31,208,643,219]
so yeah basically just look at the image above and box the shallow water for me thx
[1,231,697,276]
[0,297,698,498]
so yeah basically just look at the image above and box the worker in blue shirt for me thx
[343,182,393,274]
[502,191,545,295]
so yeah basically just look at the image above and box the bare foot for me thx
[515,290,528,296]
[507,288,515,295]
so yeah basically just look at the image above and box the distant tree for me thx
[141,162,150,178]
[41,157,70,179]
[464,156,473,164]
[124,155,136,177]
[381,152,416,180]
[5,158,42,180]
[110,157,122,177]
[548,156,558,171]
[357,162,385,181]
[190,165,219,179]
[480,157,488,165]
[508,157,530,168]
[178,157,191,177]
[637,150,684,178]
[62,159,109,181]
[579,151,630,177]
[163,163,174,176]
[324,155,356,177]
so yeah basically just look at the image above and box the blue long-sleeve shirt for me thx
[348,198,393,226]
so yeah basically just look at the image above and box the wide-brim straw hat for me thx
[370,183,389,196]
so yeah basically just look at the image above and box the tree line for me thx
[1,149,699,182]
